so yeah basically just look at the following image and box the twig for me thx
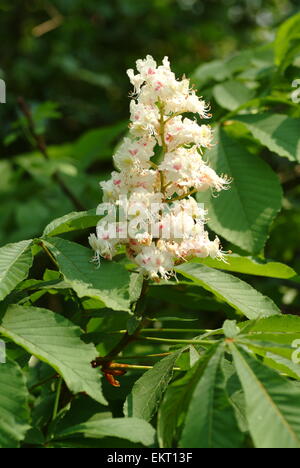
[109,362,181,371]
[29,373,58,392]
[140,336,217,345]
[38,241,59,268]
[114,352,173,360]
[92,280,150,368]
[167,188,197,203]
[32,1,64,37]
[92,317,150,368]
[52,377,63,421]
[17,97,84,211]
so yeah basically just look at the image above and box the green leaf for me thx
[238,315,300,362]
[197,127,282,254]
[275,12,300,70]
[175,263,280,319]
[158,347,216,448]
[230,343,300,448]
[0,305,106,405]
[54,417,155,446]
[180,345,243,448]
[264,352,300,381]
[237,338,292,361]
[0,360,30,448]
[129,272,144,304]
[192,45,274,87]
[48,437,144,448]
[233,114,300,162]
[157,381,186,448]
[0,240,33,301]
[192,254,297,279]
[213,80,254,111]
[45,237,131,311]
[43,210,102,237]
[192,59,230,86]
[240,314,300,335]
[72,122,127,169]
[125,350,183,421]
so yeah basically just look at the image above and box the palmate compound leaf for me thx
[229,343,300,448]
[44,237,131,311]
[0,360,30,448]
[43,209,102,237]
[0,239,33,301]
[197,127,283,254]
[175,263,280,320]
[180,344,244,448]
[233,114,300,162]
[0,305,106,405]
[125,350,184,422]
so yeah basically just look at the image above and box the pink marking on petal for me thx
[113,179,121,186]
[155,81,163,91]
[148,68,155,75]
[129,149,138,156]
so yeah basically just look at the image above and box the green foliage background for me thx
[0,0,300,449]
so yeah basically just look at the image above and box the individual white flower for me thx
[196,166,231,193]
[129,101,160,136]
[159,211,196,240]
[136,55,158,78]
[171,197,207,219]
[125,169,160,193]
[134,243,175,280]
[113,136,156,171]
[159,147,230,194]
[88,233,119,262]
[163,116,213,151]
[100,171,125,202]
[183,91,211,118]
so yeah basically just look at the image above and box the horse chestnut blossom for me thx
[89,56,230,281]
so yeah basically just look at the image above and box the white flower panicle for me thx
[89,56,230,281]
